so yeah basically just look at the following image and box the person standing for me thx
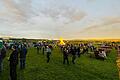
[39,43,42,50]
[0,50,2,72]
[63,48,69,64]
[46,46,52,63]
[0,45,6,72]
[71,46,76,64]
[20,44,28,69]
[76,46,80,57]
[42,46,45,55]
[9,46,18,80]
[37,45,40,54]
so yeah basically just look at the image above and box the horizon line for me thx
[1,37,120,41]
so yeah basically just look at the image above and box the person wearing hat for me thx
[9,46,18,80]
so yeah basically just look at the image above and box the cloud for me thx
[87,0,96,2]
[0,0,120,39]
[80,16,120,32]
[1,0,86,25]
[39,1,86,24]
[71,16,120,39]
[1,0,32,22]
[0,32,14,37]
[3,0,25,20]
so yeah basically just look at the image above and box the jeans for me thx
[10,64,17,80]
[63,57,69,64]
[47,52,51,63]
[20,58,26,69]
[0,59,3,72]
[72,55,76,64]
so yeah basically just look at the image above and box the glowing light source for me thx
[59,38,65,45]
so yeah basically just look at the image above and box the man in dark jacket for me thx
[71,46,76,64]
[37,45,40,54]
[20,44,27,69]
[76,46,80,57]
[9,46,18,80]
[0,45,6,72]
[63,48,69,64]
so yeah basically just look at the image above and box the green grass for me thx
[0,47,119,80]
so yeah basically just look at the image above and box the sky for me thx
[0,0,120,39]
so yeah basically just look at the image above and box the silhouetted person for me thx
[39,43,42,50]
[76,46,80,57]
[94,48,99,59]
[71,46,76,64]
[37,46,40,54]
[42,46,45,55]
[9,46,18,80]
[0,45,6,72]
[63,48,69,64]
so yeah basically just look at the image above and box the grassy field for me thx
[0,47,119,80]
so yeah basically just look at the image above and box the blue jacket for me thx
[20,47,27,58]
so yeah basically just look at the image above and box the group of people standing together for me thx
[0,41,116,80]
[36,42,91,64]
[60,42,112,64]
[36,42,52,63]
[0,42,28,80]
[36,42,109,65]
[60,43,92,65]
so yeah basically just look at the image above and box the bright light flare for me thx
[59,38,65,45]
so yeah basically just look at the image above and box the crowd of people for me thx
[59,42,113,64]
[0,40,118,80]
[0,41,28,80]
